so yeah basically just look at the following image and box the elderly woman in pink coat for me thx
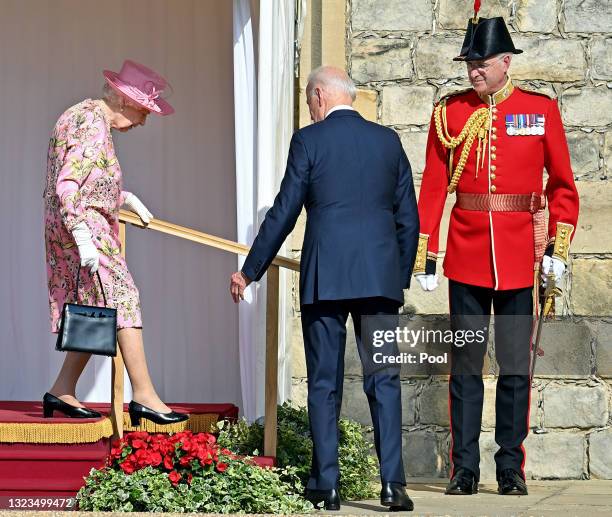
[43,60,187,425]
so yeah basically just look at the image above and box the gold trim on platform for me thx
[123,413,219,434]
[0,419,114,444]
[0,413,219,444]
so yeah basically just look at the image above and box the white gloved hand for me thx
[541,255,566,288]
[415,273,439,292]
[123,193,153,225]
[71,222,100,273]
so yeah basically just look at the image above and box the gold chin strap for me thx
[434,103,489,193]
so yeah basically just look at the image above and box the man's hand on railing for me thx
[230,271,252,303]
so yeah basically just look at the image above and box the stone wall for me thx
[291,0,612,480]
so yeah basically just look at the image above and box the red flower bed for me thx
[108,431,235,486]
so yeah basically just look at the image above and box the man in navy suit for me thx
[230,66,419,511]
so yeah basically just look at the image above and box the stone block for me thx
[591,38,612,81]
[590,429,612,479]
[531,320,593,376]
[590,321,612,378]
[290,209,306,250]
[562,88,612,128]
[571,259,612,317]
[381,85,435,127]
[399,131,428,179]
[543,383,609,429]
[514,80,557,99]
[437,82,472,102]
[481,379,497,429]
[351,38,412,83]
[419,382,449,426]
[354,88,378,122]
[341,359,419,425]
[566,131,601,178]
[564,0,612,33]
[401,381,419,426]
[352,0,433,32]
[478,431,499,481]
[404,272,450,316]
[291,317,307,378]
[511,36,586,82]
[290,379,308,407]
[438,0,511,30]
[340,379,373,426]
[414,36,465,80]
[524,432,586,479]
[605,132,612,177]
[516,0,558,33]
[573,182,612,253]
[403,430,446,478]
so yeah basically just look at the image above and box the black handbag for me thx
[55,266,117,356]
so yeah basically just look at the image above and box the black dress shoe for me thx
[128,401,189,426]
[380,482,414,511]
[42,392,102,419]
[445,467,479,495]
[497,469,528,495]
[304,488,341,511]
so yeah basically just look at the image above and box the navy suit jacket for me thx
[242,109,419,306]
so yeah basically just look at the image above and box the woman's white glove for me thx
[71,222,100,273]
[415,273,439,292]
[541,255,566,288]
[123,193,153,225]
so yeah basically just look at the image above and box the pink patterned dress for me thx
[44,99,142,333]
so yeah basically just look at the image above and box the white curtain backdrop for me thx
[0,0,242,408]
[233,0,295,421]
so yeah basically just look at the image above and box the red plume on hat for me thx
[473,0,482,20]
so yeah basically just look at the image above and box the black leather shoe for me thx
[497,469,528,495]
[304,488,341,511]
[42,392,102,419]
[128,401,189,426]
[445,467,479,495]
[380,482,414,511]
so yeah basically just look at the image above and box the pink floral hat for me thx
[103,59,174,116]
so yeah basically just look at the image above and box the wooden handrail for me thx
[116,209,297,457]
[118,209,300,272]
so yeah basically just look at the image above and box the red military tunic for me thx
[417,79,579,290]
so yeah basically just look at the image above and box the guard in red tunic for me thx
[415,12,579,496]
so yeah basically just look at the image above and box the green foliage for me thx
[217,403,378,500]
[77,462,314,514]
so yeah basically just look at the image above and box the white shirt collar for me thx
[325,105,355,118]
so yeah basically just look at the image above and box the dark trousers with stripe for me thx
[301,297,406,490]
[449,280,533,481]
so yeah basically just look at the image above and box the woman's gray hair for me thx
[307,66,357,101]
[102,83,141,109]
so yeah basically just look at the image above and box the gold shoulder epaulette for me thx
[439,87,473,105]
[517,86,555,100]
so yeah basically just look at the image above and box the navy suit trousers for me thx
[301,297,406,490]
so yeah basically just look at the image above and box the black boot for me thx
[445,467,479,495]
[497,469,528,495]
[42,392,102,419]
[380,482,414,511]
[128,401,189,426]
[304,488,341,511]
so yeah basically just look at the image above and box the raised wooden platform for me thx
[0,400,269,499]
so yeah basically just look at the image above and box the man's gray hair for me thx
[307,66,357,101]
